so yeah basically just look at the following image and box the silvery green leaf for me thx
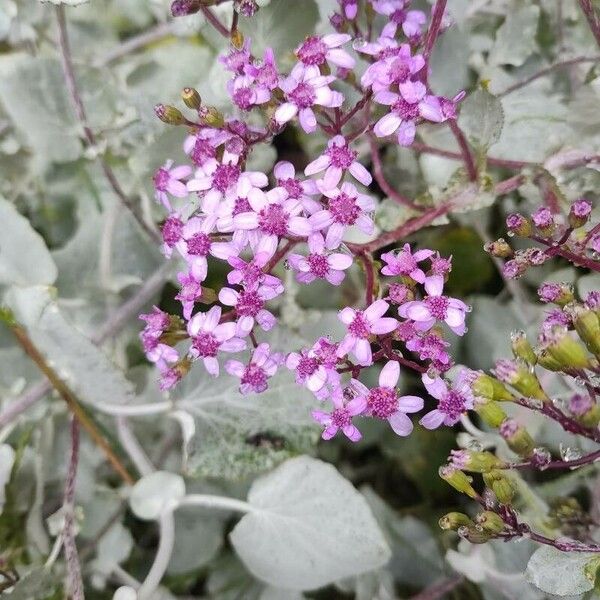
[459,88,504,152]
[230,456,391,591]
[129,471,186,520]
[92,522,134,575]
[5,286,136,406]
[0,444,15,514]
[2,568,57,599]
[38,0,90,5]
[490,5,540,67]
[259,588,305,600]
[0,196,57,287]
[429,25,470,97]
[526,546,597,596]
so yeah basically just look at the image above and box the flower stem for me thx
[423,0,448,62]
[448,119,477,181]
[579,0,600,48]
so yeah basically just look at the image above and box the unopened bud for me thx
[538,282,574,306]
[199,286,218,305]
[484,238,513,258]
[439,465,477,498]
[538,326,593,370]
[475,400,507,428]
[171,0,201,16]
[568,393,600,428]
[457,525,491,544]
[500,418,535,457]
[565,303,600,358]
[181,87,202,110]
[475,511,506,534]
[506,213,531,237]
[483,470,515,504]
[492,359,548,401]
[231,29,245,50]
[472,373,515,402]
[511,330,537,365]
[449,449,506,473]
[154,104,186,125]
[439,512,474,531]
[200,106,225,128]
[532,206,555,235]
[568,198,592,229]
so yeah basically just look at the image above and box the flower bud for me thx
[457,525,491,544]
[568,198,592,229]
[231,28,245,50]
[449,449,506,473]
[439,512,474,531]
[538,282,574,306]
[181,87,202,110]
[538,326,593,370]
[484,238,513,258]
[471,373,515,402]
[475,400,507,428]
[565,303,600,358]
[492,359,548,401]
[568,393,600,428]
[200,106,225,128]
[532,206,555,235]
[483,470,515,504]
[499,418,535,457]
[511,330,537,365]
[475,511,506,534]
[439,465,477,498]
[171,0,201,16]
[506,213,531,237]
[154,104,186,125]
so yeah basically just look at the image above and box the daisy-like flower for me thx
[175,271,204,320]
[272,161,321,214]
[275,64,344,134]
[184,128,231,167]
[311,387,366,441]
[286,337,341,397]
[225,343,282,395]
[419,369,475,429]
[161,213,184,258]
[227,73,272,111]
[338,299,398,365]
[287,233,353,286]
[380,244,434,283]
[153,160,192,210]
[398,275,469,335]
[309,182,376,249]
[226,241,282,292]
[351,361,424,435]
[304,135,372,190]
[219,283,282,336]
[187,306,246,376]
[361,42,425,93]
[295,34,355,71]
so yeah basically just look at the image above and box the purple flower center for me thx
[331,407,352,428]
[425,295,449,320]
[391,251,417,275]
[241,362,268,392]
[348,312,370,338]
[297,36,328,66]
[257,63,278,89]
[258,204,289,236]
[392,98,420,120]
[192,138,216,165]
[233,196,252,216]
[162,216,183,246]
[192,332,220,357]
[289,82,316,109]
[391,8,407,24]
[387,58,411,83]
[328,192,361,225]
[239,261,264,287]
[213,164,241,193]
[278,177,303,199]
[153,168,170,191]
[236,289,264,317]
[187,232,212,256]
[438,390,467,421]
[233,87,254,110]
[314,339,338,367]
[307,253,330,278]
[297,354,319,378]
[326,143,356,169]
[367,386,398,419]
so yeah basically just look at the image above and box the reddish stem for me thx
[200,6,230,37]
[507,448,600,471]
[579,0,600,48]
[448,120,477,181]
[423,0,448,61]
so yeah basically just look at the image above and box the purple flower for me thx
[351,360,424,436]
[161,214,184,258]
[225,343,282,395]
[406,332,452,369]
[140,306,170,338]
[220,39,252,75]
[538,282,562,303]
[153,161,192,210]
[570,198,592,219]
[295,34,355,71]
[398,275,469,335]
[275,64,344,133]
[304,135,372,190]
[287,233,353,285]
[361,42,425,93]
[175,271,204,320]
[532,206,554,230]
[272,161,321,214]
[219,283,282,336]
[309,182,375,249]
[312,388,366,442]
[380,244,434,283]
[589,233,600,253]
[228,74,272,111]
[226,244,282,292]
[338,300,398,365]
[287,337,341,397]
[244,48,279,91]
[184,128,232,167]
[419,369,475,429]
[187,306,246,376]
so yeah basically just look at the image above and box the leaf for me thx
[2,568,58,600]
[429,25,470,97]
[490,5,540,67]
[458,89,504,153]
[230,456,391,591]
[5,286,136,407]
[38,0,90,5]
[0,196,57,287]
[0,444,15,514]
[129,471,186,521]
[525,545,597,596]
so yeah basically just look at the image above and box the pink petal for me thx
[379,360,400,388]
[304,154,330,176]
[374,112,402,137]
[397,395,424,413]
[422,374,447,400]
[388,411,413,436]
[275,102,298,124]
[419,409,445,430]
[354,338,372,366]
[349,161,373,186]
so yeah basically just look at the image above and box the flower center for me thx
[348,312,370,338]
[391,251,417,275]
[388,57,411,83]
[186,232,212,256]
[331,408,352,428]
[314,339,339,368]
[212,164,241,193]
[192,332,220,357]
[233,87,254,110]
[236,289,263,317]
[289,82,316,109]
[326,143,356,169]
[232,196,252,216]
[307,253,330,278]
[297,355,319,378]
[258,204,289,236]
[367,386,398,419]
[241,362,268,391]
[162,216,183,246]
[392,98,420,120]
[296,36,328,66]
[278,177,303,199]
[153,168,170,191]
[192,138,216,166]
[425,295,449,320]
[328,192,361,225]
[438,390,466,420]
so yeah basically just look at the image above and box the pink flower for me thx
[220,39,252,74]
[227,74,272,111]
[161,214,184,258]
[338,300,398,365]
[380,244,434,283]
[244,47,280,91]
[226,244,282,291]
[309,182,376,249]
[304,135,372,190]
[351,361,424,435]
[287,233,353,285]
[295,34,355,71]
[219,283,282,336]
[405,332,452,371]
[175,271,204,320]
[398,275,469,335]
[272,161,321,214]
[225,343,282,394]
[275,64,344,133]
[312,388,366,441]
[184,128,232,167]
[187,306,246,376]
[419,370,475,429]
[361,42,424,93]
[153,160,192,210]
[286,337,341,397]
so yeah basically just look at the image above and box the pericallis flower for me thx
[271,160,321,214]
[161,213,184,258]
[351,360,424,435]
[380,244,434,283]
[287,337,341,398]
[225,343,282,395]
[153,160,192,210]
[312,386,366,442]
[175,271,204,320]
[419,369,475,429]
[295,34,355,72]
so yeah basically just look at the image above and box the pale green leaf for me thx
[490,5,540,67]
[459,88,504,152]
[129,471,186,521]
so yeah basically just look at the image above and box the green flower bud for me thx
[449,450,506,473]
[457,525,492,544]
[483,470,516,504]
[200,106,225,128]
[181,87,202,110]
[539,326,593,370]
[566,303,600,358]
[475,400,508,428]
[499,418,535,457]
[439,512,474,531]
[472,373,515,402]
[484,238,513,258]
[231,28,245,50]
[475,511,506,534]
[511,330,537,365]
[493,359,548,401]
[439,465,477,498]
[154,103,186,125]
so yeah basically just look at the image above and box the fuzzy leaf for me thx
[490,5,540,67]
[129,471,186,521]
[459,88,504,152]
